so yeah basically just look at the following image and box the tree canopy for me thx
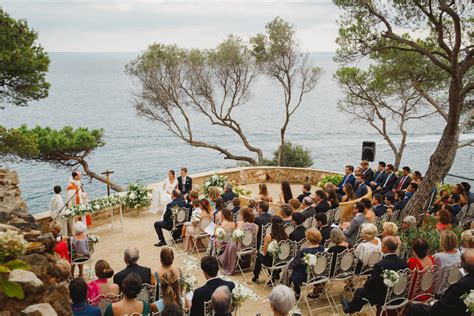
[0,9,50,107]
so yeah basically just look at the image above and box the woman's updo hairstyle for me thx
[95,259,114,279]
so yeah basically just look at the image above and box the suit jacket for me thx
[113,263,151,292]
[373,171,387,187]
[221,190,237,203]
[315,200,331,213]
[289,225,306,242]
[190,278,235,316]
[394,175,412,191]
[431,273,474,316]
[162,198,188,230]
[363,168,375,184]
[297,192,311,203]
[344,214,367,246]
[301,206,316,219]
[394,199,408,211]
[338,174,356,192]
[373,204,387,217]
[177,176,192,195]
[380,173,397,191]
[255,212,272,249]
[355,183,368,198]
[363,253,408,305]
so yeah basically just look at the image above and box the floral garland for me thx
[61,183,152,219]
[303,253,317,273]
[88,235,100,244]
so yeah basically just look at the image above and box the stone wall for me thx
[0,169,71,316]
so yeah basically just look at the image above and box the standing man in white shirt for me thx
[49,185,67,233]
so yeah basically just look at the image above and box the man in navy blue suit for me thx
[370,161,387,189]
[337,165,356,195]
[154,190,187,247]
[375,164,397,195]
[355,174,368,198]
[371,194,387,217]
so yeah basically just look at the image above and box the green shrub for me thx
[318,174,343,188]
[264,142,314,168]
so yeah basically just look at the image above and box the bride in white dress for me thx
[150,170,178,215]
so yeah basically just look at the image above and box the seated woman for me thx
[258,184,273,202]
[87,260,119,301]
[411,171,422,186]
[279,204,292,224]
[453,183,468,206]
[279,181,293,204]
[213,198,226,224]
[49,220,70,262]
[435,209,452,232]
[461,229,474,251]
[104,273,149,315]
[407,238,435,301]
[151,270,186,314]
[72,221,90,278]
[433,230,461,267]
[288,198,301,213]
[209,209,236,256]
[183,199,213,252]
[340,184,356,202]
[382,222,401,254]
[327,228,349,276]
[155,247,182,289]
[326,189,339,209]
[252,216,288,284]
[289,228,325,300]
[219,207,259,275]
[354,223,381,266]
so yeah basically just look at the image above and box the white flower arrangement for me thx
[191,210,201,223]
[267,240,281,257]
[0,230,27,260]
[233,185,252,197]
[171,206,180,218]
[61,194,124,219]
[88,235,100,244]
[232,229,244,241]
[201,174,227,197]
[462,289,474,313]
[182,273,197,293]
[303,253,317,267]
[124,183,152,209]
[289,304,302,315]
[382,269,400,288]
[232,283,252,309]
[215,227,226,241]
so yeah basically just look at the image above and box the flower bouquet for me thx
[267,240,281,257]
[302,253,317,273]
[191,210,201,223]
[382,269,400,288]
[88,234,100,244]
[182,273,197,293]
[232,284,252,310]
[232,229,244,242]
[124,183,152,209]
[215,227,226,241]
[201,174,227,197]
[462,289,474,313]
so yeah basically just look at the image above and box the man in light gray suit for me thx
[342,201,367,246]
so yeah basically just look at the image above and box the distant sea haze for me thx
[1,52,472,214]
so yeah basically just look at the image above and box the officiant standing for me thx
[66,171,90,230]
[177,167,192,196]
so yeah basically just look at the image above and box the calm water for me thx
[0,52,472,214]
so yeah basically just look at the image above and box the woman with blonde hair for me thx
[461,229,474,250]
[207,186,221,207]
[258,183,273,202]
[354,223,381,265]
[433,230,461,267]
[87,260,119,301]
[288,198,301,212]
[382,222,401,252]
[151,270,184,314]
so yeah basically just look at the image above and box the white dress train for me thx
[149,177,178,215]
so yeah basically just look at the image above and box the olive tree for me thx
[334,0,473,215]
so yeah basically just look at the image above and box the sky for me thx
[1,0,341,53]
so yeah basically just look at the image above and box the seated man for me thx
[113,247,154,292]
[404,182,418,199]
[191,256,235,316]
[211,286,233,316]
[289,212,306,242]
[342,202,367,246]
[154,190,187,247]
[406,249,474,316]
[370,161,387,189]
[337,165,356,195]
[372,193,387,217]
[392,166,412,192]
[355,174,368,198]
[393,190,407,211]
[296,183,312,203]
[341,236,407,313]
[360,160,374,184]
[69,278,101,316]
[375,164,397,195]
[230,197,241,215]
[300,196,316,220]
[221,182,237,203]
[314,190,331,213]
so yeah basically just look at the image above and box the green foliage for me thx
[0,278,24,299]
[0,9,50,107]
[233,185,252,197]
[0,125,104,166]
[124,183,152,209]
[318,174,343,188]
[264,142,313,168]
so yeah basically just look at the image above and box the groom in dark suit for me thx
[177,167,192,196]
[341,236,407,313]
[153,190,187,247]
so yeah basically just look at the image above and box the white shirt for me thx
[49,194,65,219]
[355,237,382,264]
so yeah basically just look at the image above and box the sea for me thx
[0,52,472,214]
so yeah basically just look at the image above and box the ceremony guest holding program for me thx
[49,185,67,236]
[113,247,154,291]
[154,190,187,247]
[337,165,355,195]
[177,167,192,196]
[341,236,407,314]
[190,256,235,316]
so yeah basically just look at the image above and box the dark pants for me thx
[405,304,431,316]
[253,253,273,278]
[347,287,370,313]
[154,221,169,243]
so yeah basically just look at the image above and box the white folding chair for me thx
[262,239,294,289]
[259,223,272,250]
[88,293,122,315]
[69,236,94,279]
[137,282,157,304]
[284,222,295,236]
[295,238,307,256]
[376,268,413,316]
[435,262,462,295]
[204,300,214,316]
[169,207,189,248]
[189,217,212,258]
[236,228,258,280]
[409,265,438,303]
[303,217,313,229]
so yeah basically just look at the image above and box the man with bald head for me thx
[211,286,232,316]
[406,249,474,316]
[341,236,407,313]
[113,247,155,291]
